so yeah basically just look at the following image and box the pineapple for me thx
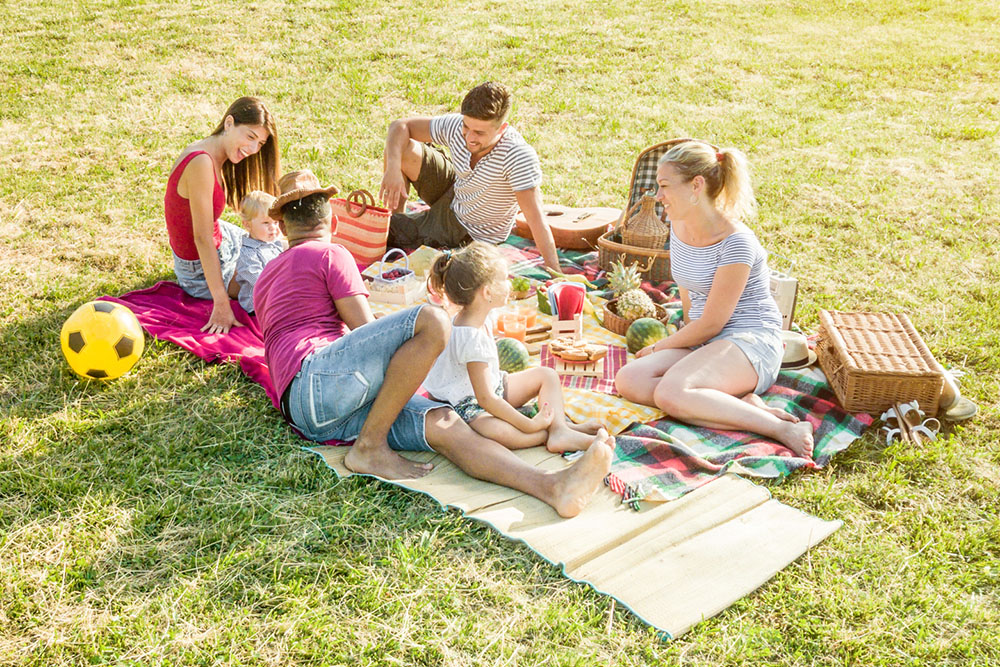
[607,260,643,296]
[615,287,657,320]
[607,260,656,320]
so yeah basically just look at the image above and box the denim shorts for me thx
[450,372,507,423]
[173,220,246,299]
[705,327,783,394]
[285,305,443,451]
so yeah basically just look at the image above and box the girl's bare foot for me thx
[776,420,815,459]
[345,439,433,480]
[530,402,555,432]
[550,430,614,518]
[742,393,799,423]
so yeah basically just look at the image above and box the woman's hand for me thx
[636,343,657,358]
[202,299,243,334]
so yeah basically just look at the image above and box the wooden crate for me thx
[553,356,605,378]
[550,314,583,341]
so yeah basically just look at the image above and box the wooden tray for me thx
[553,355,605,378]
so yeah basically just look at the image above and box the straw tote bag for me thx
[330,189,390,267]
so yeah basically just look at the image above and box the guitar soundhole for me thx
[545,211,567,218]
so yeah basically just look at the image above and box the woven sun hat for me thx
[779,330,817,370]
[268,169,339,222]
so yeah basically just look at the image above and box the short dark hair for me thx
[461,82,511,123]
[281,193,332,229]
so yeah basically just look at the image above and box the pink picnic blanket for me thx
[101,281,280,409]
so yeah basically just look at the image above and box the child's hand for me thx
[529,402,554,431]
[202,300,244,335]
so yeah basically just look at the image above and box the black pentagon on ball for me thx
[114,335,135,359]
[92,301,116,314]
[68,331,86,353]
[87,369,108,379]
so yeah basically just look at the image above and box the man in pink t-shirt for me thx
[255,170,612,517]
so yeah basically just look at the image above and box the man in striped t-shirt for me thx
[379,82,561,270]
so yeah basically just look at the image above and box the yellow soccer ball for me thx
[60,301,145,381]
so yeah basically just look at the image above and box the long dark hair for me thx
[211,96,281,210]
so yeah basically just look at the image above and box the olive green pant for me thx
[387,143,473,249]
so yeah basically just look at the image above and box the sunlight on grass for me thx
[1,0,998,663]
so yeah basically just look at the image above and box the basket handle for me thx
[346,189,376,218]
[821,341,845,377]
[378,247,409,275]
[616,192,669,232]
[617,253,655,274]
[614,199,644,234]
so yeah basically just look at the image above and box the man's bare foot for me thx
[545,422,599,453]
[742,393,799,423]
[568,419,603,435]
[776,420,815,459]
[530,402,555,432]
[344,440,433,480]
[549,430,614,518]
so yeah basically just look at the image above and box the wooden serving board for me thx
[553,356,604,378]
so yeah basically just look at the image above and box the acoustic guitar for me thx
[514,204,621,251]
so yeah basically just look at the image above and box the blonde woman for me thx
[614,141,814,458]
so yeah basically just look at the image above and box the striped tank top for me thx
[670,227,782,331]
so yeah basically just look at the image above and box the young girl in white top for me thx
[423,242,601,452]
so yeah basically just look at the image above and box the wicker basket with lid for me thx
[816,310,944,414]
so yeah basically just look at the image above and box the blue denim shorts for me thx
[705,327,783,394]
[173,220,246,299]
[285,305,443,451]
[450,372,507,423]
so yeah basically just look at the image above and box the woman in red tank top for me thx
[165,97,281,334]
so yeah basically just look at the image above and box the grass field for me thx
[2,0,999,663]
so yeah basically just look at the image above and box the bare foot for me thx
[776,420,815,459]
[550,429,614,518]
[568,419,603,435]
[546,422,599,453]
[344,439,433,480]
[742,393,799,423]
[530,402,555,432]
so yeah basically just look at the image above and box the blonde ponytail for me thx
[659,141,757,222]
[715,147,757,222]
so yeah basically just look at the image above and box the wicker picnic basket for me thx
[816,310,944,415]
[598,138,718,283]
[602,299,674,336]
